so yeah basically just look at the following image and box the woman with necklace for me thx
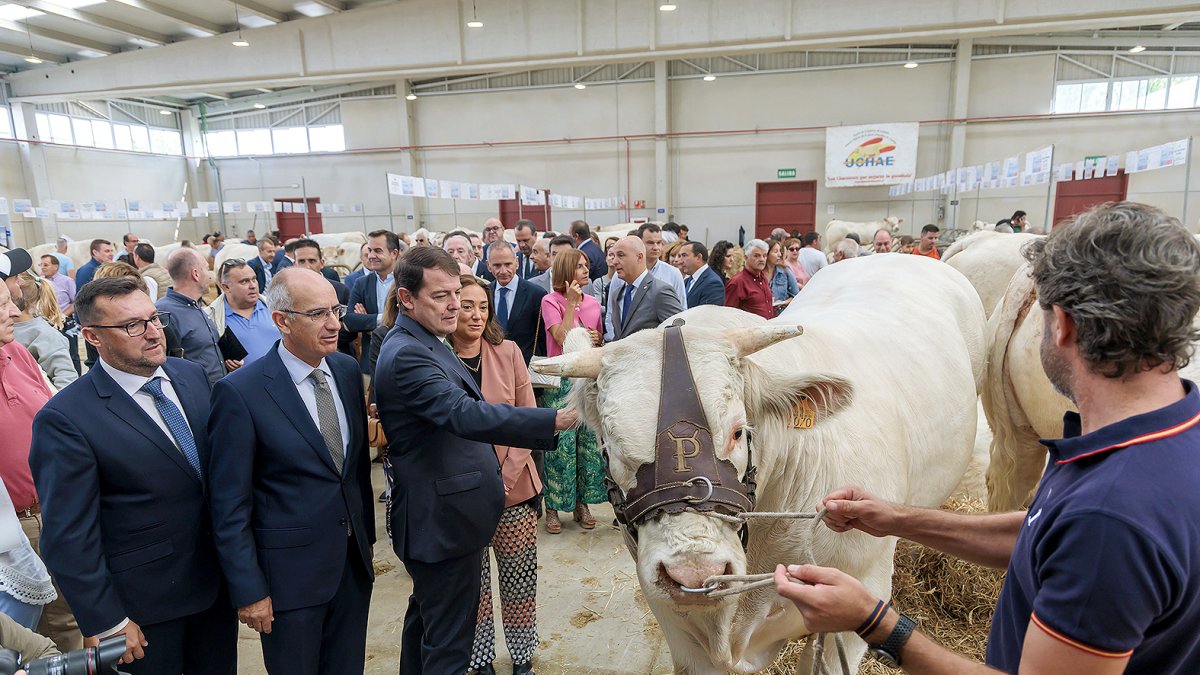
[449,275,542,675]
[538,249,604,535]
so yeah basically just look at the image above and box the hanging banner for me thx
[1055,163,1074,182]
[519,185,546,206]
[479,184,516,201]
[824,122,919,187]
[424,180,440,199]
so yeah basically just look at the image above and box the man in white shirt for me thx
[798,231,829,278]
[636,223,686,302]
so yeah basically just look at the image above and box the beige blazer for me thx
[479,339,543,507]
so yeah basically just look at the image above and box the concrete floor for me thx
[235,465,674,674]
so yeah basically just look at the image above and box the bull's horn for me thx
[725,325,804,358]
[530,347,605,379]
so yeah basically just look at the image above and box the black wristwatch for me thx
[868,612,916,668]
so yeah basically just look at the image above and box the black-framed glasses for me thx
[280,305,347,322]
[85,311,171,337]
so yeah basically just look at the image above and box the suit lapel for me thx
[90,366,199,482]
[620,275,654,333]
[262,349,341,476]
[397,315,484,399]
[329,357,360,472]
[163,360,210,469]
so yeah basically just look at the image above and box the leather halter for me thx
[603,320,758,549]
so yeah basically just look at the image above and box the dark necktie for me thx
[496,287,510,331]
[140,378,202,478]
[684,276,693,293]
[622,284,634,327]
[309,369,345,474]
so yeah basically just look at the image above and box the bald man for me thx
[158,248,226,385]
[606,236,684,341]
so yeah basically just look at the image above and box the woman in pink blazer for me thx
[449,274,541,675]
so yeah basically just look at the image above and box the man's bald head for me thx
[612,236,647,284]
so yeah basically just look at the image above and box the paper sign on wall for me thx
[824,122,919,187]
[519,185,545,206]
[1105,156,1120,177]
[424,180,440,199]
[479,184,516,201]
[386,173,426,197]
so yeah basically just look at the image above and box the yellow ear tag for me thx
[791,395,816,429]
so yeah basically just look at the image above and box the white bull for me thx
[942,230,1042,317]
[823,216,902,252]
[537,254,985,673]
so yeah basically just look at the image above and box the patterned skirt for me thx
[540,377,606,512]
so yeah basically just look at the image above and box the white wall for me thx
[5,53,1200,248]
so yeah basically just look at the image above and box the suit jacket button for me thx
[339,518,347,526]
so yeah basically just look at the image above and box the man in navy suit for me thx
[486,241,545,364]
[678,241,726,308]
[343,243,369,290]
[570,220,608,281]
[247,237,278,292]
[30,276,237,674]
[375,246,577,673]
[208,268,375,674]
[513,220,539,279]
[346,230,402,375]
[292,239,355,358]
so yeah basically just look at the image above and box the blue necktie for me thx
[496,286,510,331]
[140,378,202,478]
[622,284,634,327]
[684,276,694,293]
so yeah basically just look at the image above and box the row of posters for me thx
[386,173,622,210]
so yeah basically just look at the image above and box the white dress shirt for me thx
[647,259,687,305]
[277,343,350,455]
[98,358,191,448]
[685,264,710,298]
[143,275,158,300]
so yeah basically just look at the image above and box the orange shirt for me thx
[911,246,941,260]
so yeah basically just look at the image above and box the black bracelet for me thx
[855,599,885,637]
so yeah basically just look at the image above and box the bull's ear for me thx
[742,362,854,428]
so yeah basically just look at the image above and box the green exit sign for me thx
[778,168,797,179]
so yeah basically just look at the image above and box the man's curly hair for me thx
[1024,201,1200,379]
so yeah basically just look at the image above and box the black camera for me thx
[0,636,127,675]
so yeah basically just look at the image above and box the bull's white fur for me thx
[942,231,1042,318]
[559,254,985,673]
[822,216,902,252]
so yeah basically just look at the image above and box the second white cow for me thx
[823,216,902,252]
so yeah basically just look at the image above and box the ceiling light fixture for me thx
[467,0,482,28]
[23,17,41,64]
[659,3,677,11]
[232,1,250,46]
[406,93,417,101]
[159,109,173,115]
[253,103,267,109]
[574,83,586,89]
[703,74,716,81]
[904,61,919,68]
[1129,44,1146,53]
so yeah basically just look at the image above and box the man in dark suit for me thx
[375,246,576,673]
[343,243,369,290]
[513,220,539,279]
[208,268,374,674]
[608,235,685,341]
[292,239,355,358]
[570,220,607,281]
[247,237,278,292]
[486,241,546,364]
[479,218,506,266]
[30,276,237,674]
[270,241,294,274]
[346,230,401,375]
[678,241,726,308]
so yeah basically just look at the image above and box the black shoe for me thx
[512,663,534,675]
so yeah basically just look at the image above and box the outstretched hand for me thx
[819,485,904,538]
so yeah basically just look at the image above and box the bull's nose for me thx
[658,561,733,604]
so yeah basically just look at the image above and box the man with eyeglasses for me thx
[479,218,506,264]
[205,259,280,366]
[208,268,375,674]
[30,276,238,674]
[157,248,226,385]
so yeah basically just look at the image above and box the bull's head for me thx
[535,312,853,611]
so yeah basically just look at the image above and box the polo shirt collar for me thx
[1042,379,1200,465]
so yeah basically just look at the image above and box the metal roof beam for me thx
[0,39,58,63]
[230,0,287,24]
[0,20,115,54]
[310,0,346,10]
[108,0,226,35]
[6,0,169,45]
[199,82,374,116]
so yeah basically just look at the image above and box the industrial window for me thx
[31,110,184,155]
[308,125,345,152]
[0,108,12,139]
[271,127,310,154]
[202,123,344,157]
[1053,73,1200,114]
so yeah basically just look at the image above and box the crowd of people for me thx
[0,202,1196,674]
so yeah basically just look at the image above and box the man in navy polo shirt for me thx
[771,201,1200,674]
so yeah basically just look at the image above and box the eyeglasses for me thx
[279,305,347,322]
[787,247,800,251]
[86,311,171,337]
